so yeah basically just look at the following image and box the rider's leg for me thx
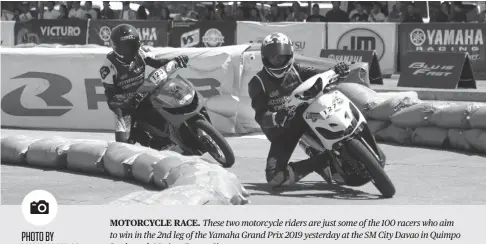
[112,108,135,144]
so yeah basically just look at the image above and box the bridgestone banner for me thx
[169,21,236,48]
[236,21,326,58]
[88,20,169,47]
[327,23,398,75]
[14,19,88,45]
[399,23,486,79]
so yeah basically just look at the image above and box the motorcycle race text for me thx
[108,217,462,243]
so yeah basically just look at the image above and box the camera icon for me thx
[30,200,49,214]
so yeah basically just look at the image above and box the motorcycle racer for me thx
[248,32,349,187]
[99,23,189,148]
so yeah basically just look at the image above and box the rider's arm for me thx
[248,76,278,128]
[99,58,131,110]
[140,47,171,69]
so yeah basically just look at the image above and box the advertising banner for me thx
[327,23,398,75]
[1,21,15,47]
[398,51,476,89]
[0,45,251,133]
[236,21,326,58]
[169,21,236,48]
[88,20,169,47]
[399,23,486,79]
[14,19,88,45]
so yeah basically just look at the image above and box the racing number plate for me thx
[322,94,344,117]
[149,68,167,85]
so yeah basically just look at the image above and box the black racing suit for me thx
[248,63,330,187]
[99,47,171,145]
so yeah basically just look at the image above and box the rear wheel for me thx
[192,119,235,168]
[345,138,395,198]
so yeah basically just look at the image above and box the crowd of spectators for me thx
[1,1,486,23]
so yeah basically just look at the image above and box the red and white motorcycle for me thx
[289,69,395,198]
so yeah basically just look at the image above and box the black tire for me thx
[345,138,396,198]
[193,119,235,168]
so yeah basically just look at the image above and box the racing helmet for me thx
[110,24,141,63]
[261,33,294,79]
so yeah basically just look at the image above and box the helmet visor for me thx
[116,38,140,60]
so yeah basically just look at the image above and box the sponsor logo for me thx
[40,26,81,37]
[327,54,363,63]
[337,28,385,60]
[202,28,224,47]
[409,28,483,61]
[269,90,280,97]
[181,29,200,47]
[408,62,454,77]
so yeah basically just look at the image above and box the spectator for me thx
[215,3,228,21]
[307,3,326,22]
[174,4,191,21]
[58,4,69,19]
[286,2,307,21]
[349,2,368,22]
[100,1,114,19]
[265,3,283,22]
[19,2,33,22]
[480,7,486,22]
[348,2,366,19]
[387,1,403,22]
[161,7,172,21]
[451,2,467,22]
[368,2,386,22]
[66,1,73,12]
[85,1,98,20]
[137,5,147,20]
[326,1,348,22]
[119,1,137,20]
[434,2,451,22]
[12,8,21,21]
[2,2,15,21]
[42,1,60,19]
[249,7,264,21]
[402,3,423,23]
[207,7,216,20]
[68,1,86,19]
[235,7,246,20]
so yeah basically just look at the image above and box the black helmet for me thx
[261,33,294,78]
[110,24,141,62]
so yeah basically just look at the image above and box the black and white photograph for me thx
[1,0,486,209]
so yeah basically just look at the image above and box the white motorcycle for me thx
[288,69,395,198]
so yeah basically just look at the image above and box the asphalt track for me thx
[2,129,486,205]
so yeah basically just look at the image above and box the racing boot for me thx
[298,140,333,184]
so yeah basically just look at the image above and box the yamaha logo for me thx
[410,28,427,46]
[337,28,385,60]
[99,26,111,42]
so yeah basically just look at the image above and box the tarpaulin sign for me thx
[236,21,326,58]
[399,23,486,79]
[327,23,397,75]
[320,49,383,85]
[170,21,236,48]
[398,51,476,89]
[88,20,169,47]
[14,19,88,45]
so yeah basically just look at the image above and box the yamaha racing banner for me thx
[327,23,397,75]
[236,21,326,58]
[14,19,88,45]
[169,21,236,48]
[88,20,169,47]
[399,23,486,79]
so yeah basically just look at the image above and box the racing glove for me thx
[174,55,189,68]
[333,62,350,77]
[273,109,289,128]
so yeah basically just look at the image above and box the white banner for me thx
[327,23,398,75]
[1,21,15,47]
[0,45,251,133]
[236,21,326,58]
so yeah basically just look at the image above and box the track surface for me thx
[2,129,485,205]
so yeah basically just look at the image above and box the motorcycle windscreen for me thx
[150,76,196,108]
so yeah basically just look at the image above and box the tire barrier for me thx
[0,137,250,205]
[338,83,486,154]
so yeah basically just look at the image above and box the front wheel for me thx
[192,119,235,168]
[345,138,396,198]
